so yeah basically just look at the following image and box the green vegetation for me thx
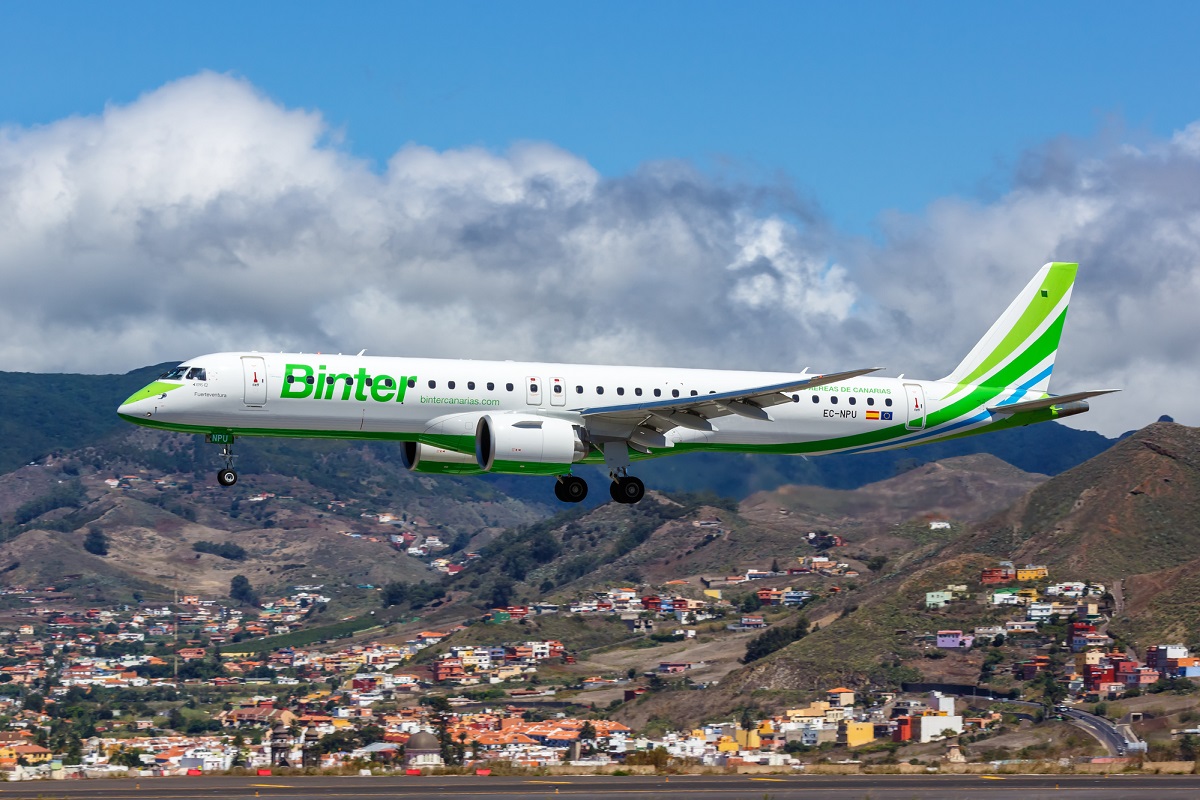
[229,575,259,607]
[380,580,445,610]
[743,615,810,663]
[83,526,109,556]
[13,479,86,525]
[219,616,383,654]
[192,540,247,560]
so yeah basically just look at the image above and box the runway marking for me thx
[250,785,295,788]
[980,775,1006,780]
[525,780,573,784]
[749,777,788,781]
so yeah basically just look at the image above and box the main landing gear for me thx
[216,441,238,487]
[554,475,589,503]
[609,474,645,504]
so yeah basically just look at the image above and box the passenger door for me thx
[242,356,267,407]
[550,377,566,406]
[903,383,926,431]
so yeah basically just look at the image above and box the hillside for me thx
[956,422,1200,583]
[0,426,550,609]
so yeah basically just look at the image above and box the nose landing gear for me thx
[212,438,238,487]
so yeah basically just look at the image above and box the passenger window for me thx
[345,378,353,385]
[428,380,436,389]
[617,387,624,396]
[529,383,538,394]
[448,380,455,390]
[811,395,819,404]
[690,390,698,396]
[306,376,315,385]
[635,388,642,396]
[830,395,837,404]
[848,396,855,405]
[286,375,295,384]
[408,378,416,388]
[792,395,799,403]
[597,387,604,395]
[554,384,563,394]
[487,382,495,391]
[365,377,373,387]
[506,383,514,391]
[384,378,394,388]
[672,389,680,398]
[867,397,874,406]
[654,389,662,397]
[468,381,475,390]
[885,398,893,407]
[576,385,583,394]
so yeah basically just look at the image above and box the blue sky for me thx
[2,2,1200,435]
[5,2,1200,231]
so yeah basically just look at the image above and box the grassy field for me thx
[220,617,386,654]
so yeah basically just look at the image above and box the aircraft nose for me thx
[118,380,178,419]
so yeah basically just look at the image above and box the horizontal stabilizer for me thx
[987,389,1118,415]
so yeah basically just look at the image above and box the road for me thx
[1058,706,1130,756]
[958,695,1130,757]
[2,774,1199,800]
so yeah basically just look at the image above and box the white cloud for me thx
[0,71,1197,436]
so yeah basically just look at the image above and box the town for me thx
[0,548,1195,783]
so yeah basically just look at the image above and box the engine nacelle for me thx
[475,414,588,475]
[400,441,486,475]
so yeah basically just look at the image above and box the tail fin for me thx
[941,262,1077,400]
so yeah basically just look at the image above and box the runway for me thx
[0,773,1198,800]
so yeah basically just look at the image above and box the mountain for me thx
[954,422,1200,582]
[0,364,1117,494]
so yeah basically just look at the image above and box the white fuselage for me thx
[119,351,943,456]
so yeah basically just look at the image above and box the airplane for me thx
[117,262,1113,505]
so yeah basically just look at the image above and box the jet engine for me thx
[475,414,588,475]
[400,442,486,475]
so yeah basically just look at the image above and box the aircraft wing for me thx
[987,389,1118,415]
[576,368,881,433]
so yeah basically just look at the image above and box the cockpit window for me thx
[160,366,188,380]
[185,367,207,381]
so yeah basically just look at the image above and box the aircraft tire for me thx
[217,469,238,487]
[610,476,644,504]
[561,476,588,503]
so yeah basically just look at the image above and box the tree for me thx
[579,720,597,755]
[490,579,515,609]
[743,616,810,663]
[866,555,889,572]
[83,527,108,556]
[1180,734,1197,762]
[229,575,259,606]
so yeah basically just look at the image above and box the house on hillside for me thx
[925,591,952,609]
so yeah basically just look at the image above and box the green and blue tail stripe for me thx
[941,262,1077,400]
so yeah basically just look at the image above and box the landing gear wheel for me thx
[217,469,238,487]
[555,475,588,503]
[610,476,645,504]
